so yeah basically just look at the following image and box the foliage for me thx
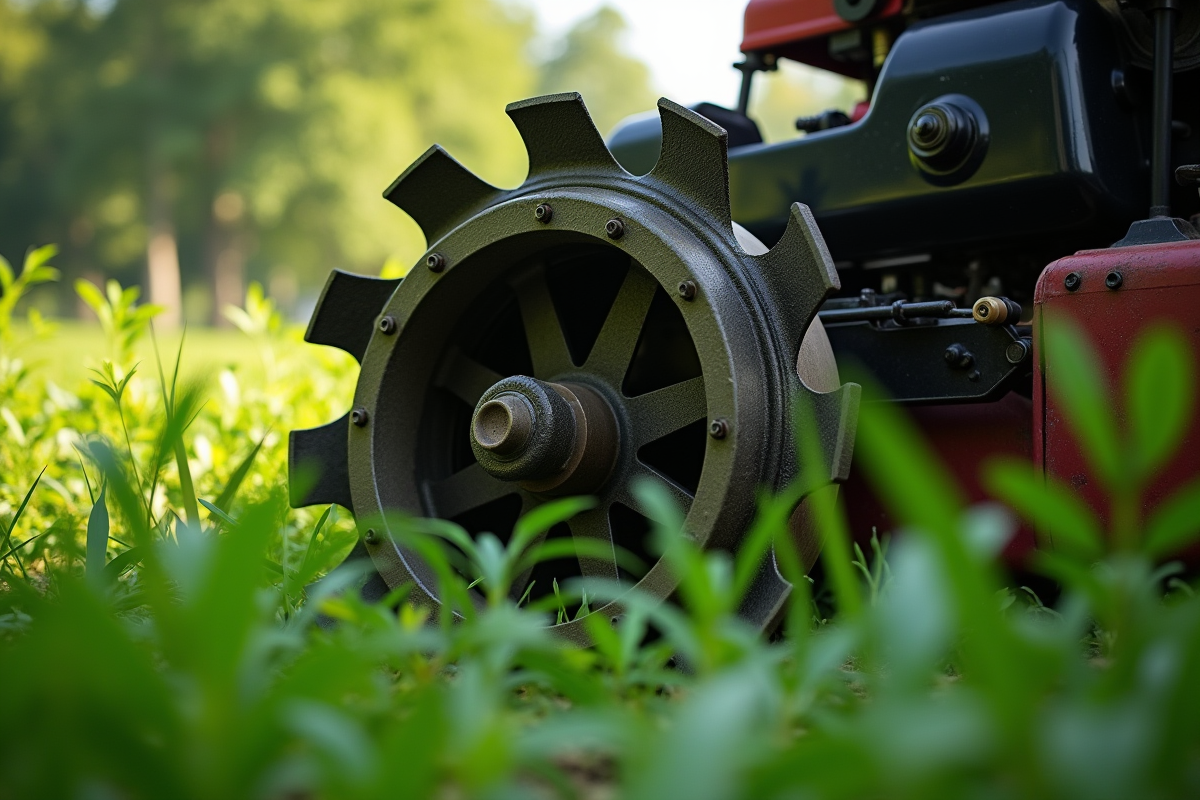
[536,6,658,137]
[0,0,665,321]
[0,243,58,343]
[75,277,164,363]
[2,272,1200,798]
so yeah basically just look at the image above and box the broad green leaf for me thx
[1144,479,1200,558]
[1126,326,1195,482]
[86,484,110,582]
[509,496,595,560]
[23,243,57,273]
[26,266,60,284]
[102,546,143,580]
[1043,317,1120,486]
[75,278,107,315]
[984,459,1104,560]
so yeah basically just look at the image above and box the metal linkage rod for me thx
[1150,0,1180,218]
[819,299,973,324]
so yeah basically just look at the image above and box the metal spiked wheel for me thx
[289,93,859,641]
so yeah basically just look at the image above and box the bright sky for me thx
[522,0,748,108]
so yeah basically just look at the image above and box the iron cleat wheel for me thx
[289,93,860,641]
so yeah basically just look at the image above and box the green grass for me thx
[16,321,280,387]
[2,277,1200,799]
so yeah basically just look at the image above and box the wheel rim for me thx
[290,94,861,641]
[354,192,774,641]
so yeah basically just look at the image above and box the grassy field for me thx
[2,275,1200,799]
[17,321,291,388]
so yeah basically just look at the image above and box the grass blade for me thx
[211,433,268,513]
[199,498,237,528]
[102,546,144,581]
[2,466,45,579]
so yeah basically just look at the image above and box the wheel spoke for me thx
[512,267,574,378]
[568,506,619,580]
[583,267,657,383]
[435,346,503,407]
[423,463,517,521]
[625,376,706,446]
[619,463,695,521]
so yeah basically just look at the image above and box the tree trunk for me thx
[214,238,245,324]
[146,166,182,328]
[203,122,242,327]
[144,4,181,329]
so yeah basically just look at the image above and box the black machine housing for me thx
[609,0,1200,403]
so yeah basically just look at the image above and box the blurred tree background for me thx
[0,0,658,326]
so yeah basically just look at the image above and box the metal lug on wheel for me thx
[1064,271,1081,291]
[678,280,697,301]
[351,407,370,427]
[1105,271,1123,290]
[709,418,729,439]
[426,252,446,273]
[364,528,379,545]
[379,315,397,335]
[605,218,625,239]
[534,203,553,223]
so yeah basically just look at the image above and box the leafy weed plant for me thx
[1,271,1198,799]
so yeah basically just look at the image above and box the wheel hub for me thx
[470,376,620,496]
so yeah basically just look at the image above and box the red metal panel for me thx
[841,393,1038,564]
[1034,240,1200,549]
[741,0,904,53]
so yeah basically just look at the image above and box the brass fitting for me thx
[972,296,1021,325]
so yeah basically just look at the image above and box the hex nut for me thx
[944,343,974,370]
[364,528,379,545]
[1005,339,1031,365]
[534,203,553,223]
[351,407,369,427]
[426,252,446,273]
[1064,272,1081,291]
[605,218,625,239]
[1105,271,1123,290]
[379,315,397,335]
[678,280,697,301]
[709,418,729,439]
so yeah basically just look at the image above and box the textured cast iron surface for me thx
[290,93,860,640]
